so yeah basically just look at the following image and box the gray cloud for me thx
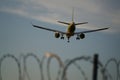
[0,0,120,33]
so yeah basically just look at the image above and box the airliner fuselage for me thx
[66,22,76,40]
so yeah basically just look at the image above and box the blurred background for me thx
[0,0,120,80]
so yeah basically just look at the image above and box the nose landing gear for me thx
[67,37,70,43]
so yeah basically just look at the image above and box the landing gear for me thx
[67,37,70,43]
[61,34,64,39]
[76,37,80,40]
[61,36,64,39]
[76,35,80,40]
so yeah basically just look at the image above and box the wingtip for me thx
[85,22,88,24]
[106,27,110,29]
[30,22,35,27]
[30,22,33,25]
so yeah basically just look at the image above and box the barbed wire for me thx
[65,59,87,80]
[0,53,119,80]
[103,58,120,80]
[22,53,44,80]
[45,52,65,80]
[61,56,92,80]
[0,54,21,80]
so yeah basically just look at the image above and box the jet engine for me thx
[55,32,60,38]
[80,33,85,39]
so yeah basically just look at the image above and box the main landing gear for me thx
[61,36,64,39]
[60,34,64,39]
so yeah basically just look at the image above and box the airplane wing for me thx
[32,24,67,34]
[74,27,109,34]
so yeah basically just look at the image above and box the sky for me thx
[0,0,120,80]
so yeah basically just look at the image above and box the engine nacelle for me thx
[80,33,85,39]
[55,32,60,38]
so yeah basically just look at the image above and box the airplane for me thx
[32,9,109,42]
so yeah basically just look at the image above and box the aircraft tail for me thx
[57,21,70,25]
[72,8,88,25]
[72,8,74,22]
[57,8,88,25]
[57,8,74,25]
[75,22,88,25]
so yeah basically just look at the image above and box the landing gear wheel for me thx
[67,37,70,43]
[76,37,80,40]
[61,37,64,39]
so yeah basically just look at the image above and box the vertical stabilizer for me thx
[72,8,74,22]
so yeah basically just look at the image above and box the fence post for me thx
[92,54,99,80]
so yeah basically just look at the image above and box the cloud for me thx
[0,0,120,33]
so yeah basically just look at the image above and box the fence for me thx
[0,53,119,80]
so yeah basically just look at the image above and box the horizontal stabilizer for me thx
[57,21,70,25]
[75,22,88,25]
